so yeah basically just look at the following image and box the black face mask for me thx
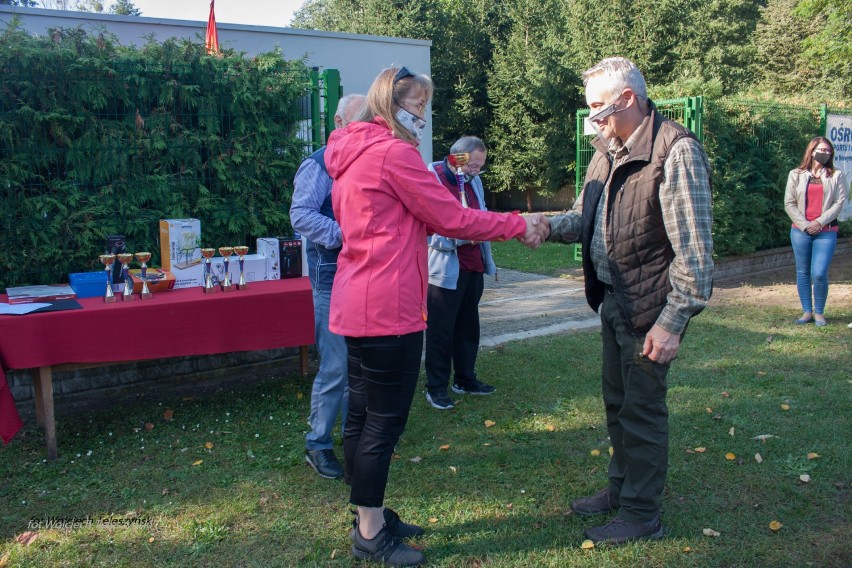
[813,151,831,166]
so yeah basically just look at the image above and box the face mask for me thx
[395,108,426,143]
[813,151,831,166]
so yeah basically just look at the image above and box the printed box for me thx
[159,219,202,271]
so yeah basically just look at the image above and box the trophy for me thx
[116,253,135,301]
[98,254,117,303]
[134,252,153,299]
[448,152,470,208]
[218,246,234,292]
[200,248,217,294]
[233,245,249,290]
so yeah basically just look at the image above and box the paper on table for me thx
[0,302,52,315]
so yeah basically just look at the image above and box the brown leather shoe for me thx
[570,487,619,516]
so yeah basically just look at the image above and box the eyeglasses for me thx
[588,91,627,123]
[399,98,427,116]
[394,66,414,84]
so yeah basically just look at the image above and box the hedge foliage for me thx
[0,22,311,291]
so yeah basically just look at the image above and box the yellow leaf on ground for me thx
[546,425,556,432]
[590,449,601,456]
[769,521,782,532]
[755,453,763,463]
[580,539,595,549]
[484,420,496,428]
[148,537,155,543]
[205,442,214,449]
[725,452,736,460]
[807,452,820,460]
[703,528,720,537]
[192,459,203,466]
[694,447,707,453]
[439,444,450,451]
[0,551,10,568]
[781,404,790,411]
[449,466,457,474]
[428,518,438,523]
[296,392,303,400]
[609,447,614,456]
[706,407,713,413]
[683,546,692,553]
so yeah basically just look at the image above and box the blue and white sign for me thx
[826,114,852,221]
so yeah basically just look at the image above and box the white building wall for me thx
[0,5,434,160]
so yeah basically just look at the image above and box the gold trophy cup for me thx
[200,248,217,294]
[448,152,470,208]
[218,246,234,292]
[116,253,135,301]
[99,254,117,303]
[234,245,249,290]
[134,252,153,299]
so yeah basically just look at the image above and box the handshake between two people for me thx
[519,213,551,249]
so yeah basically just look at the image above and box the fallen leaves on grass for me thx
[428,518,438,523]
[546,425,556,432]
[439,444,450,451]
[769,521,783,532]
[706,407,713,414]
[192,460,203,466]
[807,452,820,460]
[729,427,735,437]
[799,474,811,483]
[148,537,155,543]
[781,404,790,411]
[205,442,214,449]
[725,452,736,460]
[484,420,496,428]
[755,453,763,463]
[694,447,707,453]
[449,466,457,474]
[703,528,720,537]
[590,449,601,456]
[580,539,595,549]
[721,391,730,398]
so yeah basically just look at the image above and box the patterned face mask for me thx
[395,108,426,144]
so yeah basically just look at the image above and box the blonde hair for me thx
[354,66,434,144]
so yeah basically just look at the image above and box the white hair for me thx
[334,94,365,121]
[582,57,648,100]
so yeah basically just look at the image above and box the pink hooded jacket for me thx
[324,118,526,337]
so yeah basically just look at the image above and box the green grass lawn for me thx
[1,298,849,567]
[490,240,582,276]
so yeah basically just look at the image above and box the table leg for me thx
[299,346,308,378]
[32,366,57,461]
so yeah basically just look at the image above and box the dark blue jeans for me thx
[343,332,423,507]
[790,228,837,315]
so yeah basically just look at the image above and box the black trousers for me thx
[425,271,484,393]
[343,332,423,507]
[600,290,671,522]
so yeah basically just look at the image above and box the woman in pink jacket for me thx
[324,66,540,567]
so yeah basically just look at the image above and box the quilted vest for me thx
[580,108,697,334]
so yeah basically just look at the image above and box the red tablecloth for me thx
[0,278,314,444]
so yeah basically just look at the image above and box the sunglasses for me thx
[394,66,415,84]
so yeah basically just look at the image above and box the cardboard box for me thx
[256,238,281,280]
[159,219,202,271]
[128,269,176,293]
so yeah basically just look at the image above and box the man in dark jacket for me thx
[535,57,713,544]
[290,94,364,479]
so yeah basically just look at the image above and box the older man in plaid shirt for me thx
[535,57,714,545]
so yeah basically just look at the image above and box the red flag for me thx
[205,0,220,55]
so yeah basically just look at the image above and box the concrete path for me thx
[478,269,599,347]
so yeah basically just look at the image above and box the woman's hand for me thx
[805,220,822,235]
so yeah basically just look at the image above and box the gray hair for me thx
[582,57,648,100]
[335,94,365,121]
[449,136,486,155]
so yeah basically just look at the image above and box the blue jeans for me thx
[306,288,348,451]
[790,228,837,315]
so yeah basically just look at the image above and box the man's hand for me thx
[642,324,680,364]
[519,214,550,248]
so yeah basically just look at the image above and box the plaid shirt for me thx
[548,135,714,335]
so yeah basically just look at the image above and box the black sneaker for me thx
[384,507,425,539]
[451,379,495,395]
[426,390,455,409]
[351,524,425,567]
[584,515,664,545]
[571,487,619,516]
[305,449,344,479]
